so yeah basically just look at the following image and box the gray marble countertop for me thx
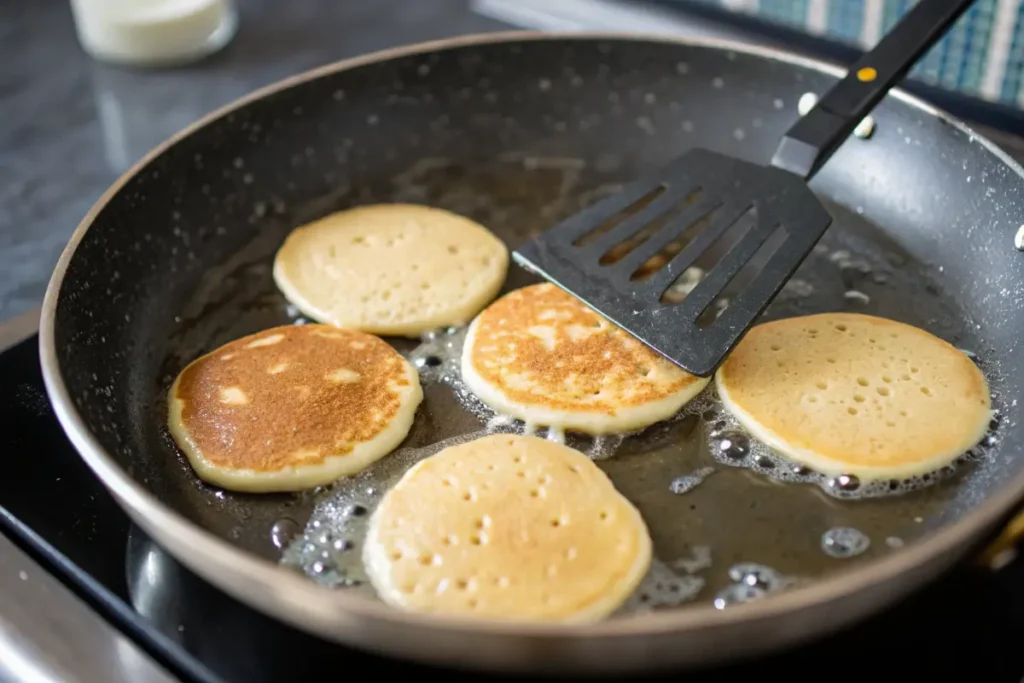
[0,0,509,322]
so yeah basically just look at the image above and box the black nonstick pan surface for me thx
[40,33,1024,673]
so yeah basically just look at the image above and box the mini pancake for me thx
[168,325,422,493]
[273,204,508,337]
[461,283,708,435]
[715,313,991,481]
[363,434,652,623]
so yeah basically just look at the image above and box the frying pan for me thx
[39,32,1024,674]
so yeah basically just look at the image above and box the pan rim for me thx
[38,29,1024,648]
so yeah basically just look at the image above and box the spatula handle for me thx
[771,0,974,179]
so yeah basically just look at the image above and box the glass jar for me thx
[70,0,238,68]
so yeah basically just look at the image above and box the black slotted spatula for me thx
[513,0,973,377]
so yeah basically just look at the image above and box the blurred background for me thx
[4,0,1024,325]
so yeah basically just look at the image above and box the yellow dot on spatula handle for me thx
[857,67,878,82]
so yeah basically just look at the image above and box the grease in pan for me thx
[168,325,422,493]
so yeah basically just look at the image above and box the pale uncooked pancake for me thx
[461,283,708,434]
[715,313,991,481]
[168,325,422,493]
[363,434,651,622]
[273,204,508,337]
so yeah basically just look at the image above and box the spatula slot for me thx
[695,223,789,328]
[657,203,758,305]
[660,267,705,304]
[630,199,720,282]
[571,184,666,248]
[597,187,707,269]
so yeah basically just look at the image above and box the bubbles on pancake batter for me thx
[622,561,704,614]
[827,474,861,493]
[714,583,763,608]
[408,325,504,429]
[282,304,311,325]
[414,355,443,368]
[484,419,626,459]
[713,563,798,609]
[673,545,713,574]
[486,414,516,432]
[270,517,300,551]
[821,527,870,558]
[288,518,367,589]
[728,563,792,591]
[684,387,995,500]
[669,467,715,495]
[587,434,625,461]
[409,326,465,379]
[285,426,706,613]
[843,289,871,306]
[281,430,490,594]
[619,546,712,615]
[714,432,749,460]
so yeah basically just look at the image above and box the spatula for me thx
[513,0,973,377]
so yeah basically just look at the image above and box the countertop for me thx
[0,0,509,322]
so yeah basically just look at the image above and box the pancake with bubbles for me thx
[715,312,991,482]
[363,434,652,622]
[274,204,508,337]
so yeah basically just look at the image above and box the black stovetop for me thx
[2,333,1023,682]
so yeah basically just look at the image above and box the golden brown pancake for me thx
[461,283,708,434]
[363,434,652,622]
[168,325,422,492]
[716,313,991,480]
